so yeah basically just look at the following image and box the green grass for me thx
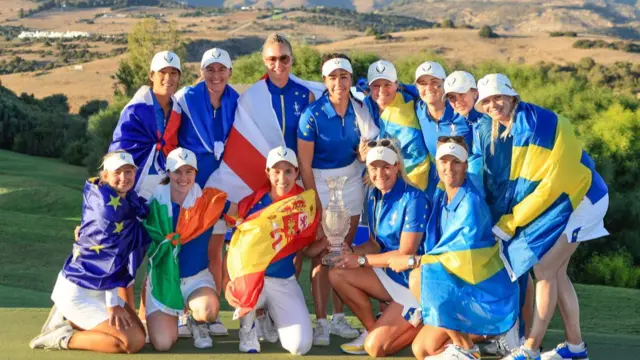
[1,149,639,359]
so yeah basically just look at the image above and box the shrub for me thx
[441,18,455,29]
[583,252,640,288]
[479,25,498,38]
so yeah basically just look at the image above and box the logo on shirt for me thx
[294,101,301,116]
[389,211,398,226]
[450,123,457,135]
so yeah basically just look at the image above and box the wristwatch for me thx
[408,255,420,269]
[357,256,367,268]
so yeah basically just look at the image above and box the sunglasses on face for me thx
[367,139,393,148]
[264,54,292,65]
[437,135,465,145]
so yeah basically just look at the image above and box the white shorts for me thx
[51,272,126,330]
[145,268,216,316]
[212,219,227,235]
[564,194,609,243]
[243,276,313,355]
[373,267,422,327]
[313,161,365,217]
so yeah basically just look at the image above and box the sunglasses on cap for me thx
[264,54,292,65]
[367,139,393,148]
[437,135,466,145]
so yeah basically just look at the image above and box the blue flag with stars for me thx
[62,178,151,291]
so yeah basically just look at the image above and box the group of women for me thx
[29,32,609,360]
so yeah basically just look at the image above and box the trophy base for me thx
[322,250,343,267]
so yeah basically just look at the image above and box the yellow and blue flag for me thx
[420,181,518,336]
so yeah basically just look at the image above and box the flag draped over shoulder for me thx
[494,102,608,280]
[175,82,238,160]
[62,178,150,291]
[143,184,227,315]
[109,86,181,200]
[366,92,430,190]
[420,183,518,336]
[227,185,318,318]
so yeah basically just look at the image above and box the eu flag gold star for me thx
[114,221,124,234]
[90,245,106,254]
[72,247,81,262]
[107,195,121,211]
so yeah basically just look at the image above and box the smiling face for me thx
[416,75,444,105]
[266,161,298,198]
[324,68,352,103]
[480,95,516,123]
[370,79,398,110]
[436,154,467,189]
[263,42,292,84]
[202,62,231,93]
[103,165,136,196]
[168,165,196,197]
[367,160,399,193]
[447,89,478,116]
[150,66,180,97]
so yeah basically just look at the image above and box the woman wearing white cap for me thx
[364,60,431,192]
[329,140,427,357]
[474,74,609,360]
[226,145,318,355]
[297,53,377,347]
[175,47,238,337]
[388,136,519,360]
[144,147,231,351]
[30,151,149,354]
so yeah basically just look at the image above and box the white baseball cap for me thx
[201,48,232,70]
[166,147,198,172]
[435,142,468,162]
[367,60,397,85]
[414,61,446,83]
[474,73,519,113]
[150,51,181,73]
[103,152,137,171]
[266,146,298,169]
[322,57,353,77]
[366,146,399,166]
[443,71,477,101]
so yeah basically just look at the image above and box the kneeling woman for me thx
[329,140,427,357]
[144,148,229,351]
[30,152,149,353]
[393,137,518,359]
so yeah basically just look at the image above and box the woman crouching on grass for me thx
[30,151,149,353]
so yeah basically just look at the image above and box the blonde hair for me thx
[98,150,129,184]
[364,138,416,188]
[262,33,293,56]
[490,97,519,155]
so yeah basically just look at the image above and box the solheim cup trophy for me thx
[321,176,351,266]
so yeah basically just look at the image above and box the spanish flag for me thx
[227,185,318,318]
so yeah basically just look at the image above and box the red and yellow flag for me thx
[227,187,318,318]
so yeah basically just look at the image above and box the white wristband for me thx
[105,288,120,308]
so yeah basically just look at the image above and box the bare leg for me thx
[311,255,330,320]
[523,273,534,338]
[68,304,145,353]
[146,310,178,352]
[411,325,450,359]
[187,287,220,323]
[556,256,583,344]
[365,302,422,357]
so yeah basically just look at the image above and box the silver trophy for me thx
[321,176,351,266]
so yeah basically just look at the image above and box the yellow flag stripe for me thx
[420,242,505,285]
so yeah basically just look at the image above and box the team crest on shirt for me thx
[389,211,398,226]
[294,102,301,116]
[450,123,457,135]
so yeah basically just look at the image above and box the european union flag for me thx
[62,178,150,290]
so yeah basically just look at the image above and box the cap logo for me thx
[504,83,513,90]
[211,49,221,59]
[375,62,386,73]
[277,148,288,157]
[376,147,384,155]
[448,77,457,86]
[480,78,490,86]
[423,64,432,72]
[333,58,341,65]
[164,53,174,63]
[119,153,126,160]
[179,151,188,160]
[448,143,456,150]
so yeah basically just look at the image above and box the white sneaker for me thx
[312,318,330,346]
[330,313,360,339]
[426,344,482,359]
[40,305,65,334]
[207,319,228,336]
[239,324,261,353]
[178,313,191,338]
[30,321,74,350]
[485,320,521,356]
[187,316,213,349]
[340,330,368,355]
[256,312,279,343]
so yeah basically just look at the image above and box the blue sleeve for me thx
[298,107,317,142]
[402,191,428,233]
[468,124,490,199]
